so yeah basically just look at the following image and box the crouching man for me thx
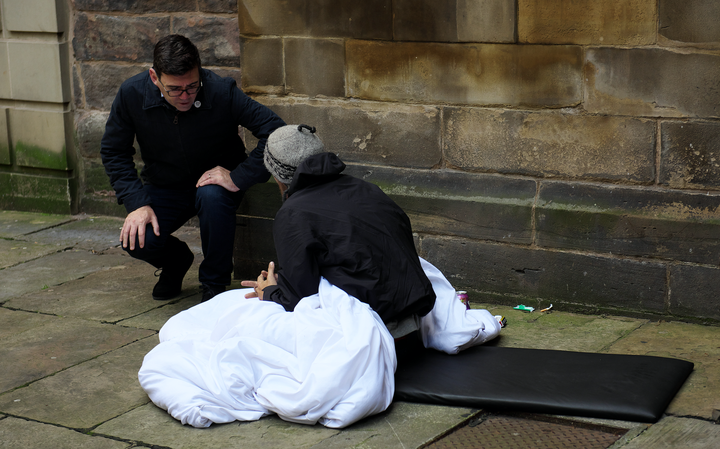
[101,34,285,303]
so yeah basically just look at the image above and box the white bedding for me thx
[138,258,500,428]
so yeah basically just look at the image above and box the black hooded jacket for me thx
[263,152,436,323]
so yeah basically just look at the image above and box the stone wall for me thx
[236,0,720,324]
[70,1,720,323]
[0,0,76,213]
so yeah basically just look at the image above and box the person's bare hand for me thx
[196,166,239,192]
[121,205,159,250]
[241,261,278,299]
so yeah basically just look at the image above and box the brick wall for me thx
[72,1,720,323]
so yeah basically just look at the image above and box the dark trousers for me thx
[124,184,245,287]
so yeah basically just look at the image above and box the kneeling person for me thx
[242,124,436,325]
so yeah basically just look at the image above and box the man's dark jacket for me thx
[101,68,285,213]
[263,152,437,323]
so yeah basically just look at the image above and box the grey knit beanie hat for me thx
[264,124,325,184]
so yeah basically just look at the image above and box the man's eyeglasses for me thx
[158,78,202,97]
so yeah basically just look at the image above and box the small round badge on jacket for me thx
[194,101,201,108]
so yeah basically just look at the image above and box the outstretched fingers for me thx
[241,261,277,299]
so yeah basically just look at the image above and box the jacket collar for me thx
[141,69,211,112]
[285,152,346,199]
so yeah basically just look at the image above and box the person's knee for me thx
[196,184,230,205]
[196,184,226,199]
[196,185,238,213]
[123,226,165,262]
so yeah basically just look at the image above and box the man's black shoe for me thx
[152,245,194,300]
[201,284,225,302]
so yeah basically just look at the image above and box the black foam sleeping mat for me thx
[394,336,694,423]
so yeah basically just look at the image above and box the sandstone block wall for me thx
[0,0,76,213]
[236,0,720,323]
[64,1,720,323]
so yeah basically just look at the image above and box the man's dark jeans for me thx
[124,184,244,288]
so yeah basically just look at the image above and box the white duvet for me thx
[138,258,501,428]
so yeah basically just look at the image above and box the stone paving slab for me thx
[16,215,125,252]
[606,321,720,419]
[0,307,58,340]
[0,250,129,303]
[0,337,157,430]
[310,402,476,449]
[0,308,155,394]
[0,416,130,449]
[94,401,475,449]
[0,211,73,238]
[117,280,244,331]
[0,239,61,269]
[1,210,719,448]
[6,257,201,323]
[476,303,644,352]
[617,416,720,449]
[117,291,204,330]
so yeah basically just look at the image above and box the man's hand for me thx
[196,166,239,192]
[241,261,278,300]
[121,205,160,250]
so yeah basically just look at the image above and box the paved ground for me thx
[1,210,719,448]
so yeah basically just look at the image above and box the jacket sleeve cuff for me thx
[122,190,152,213]
[230,145,272,191]
[264,285,296,312]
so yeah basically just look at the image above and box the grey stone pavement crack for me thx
[1,211,719,448]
